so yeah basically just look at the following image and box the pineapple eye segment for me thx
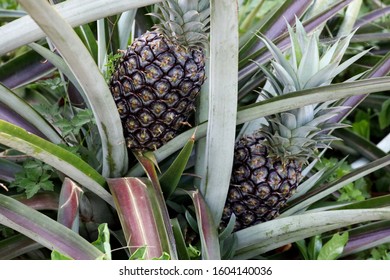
[257,185,271,199]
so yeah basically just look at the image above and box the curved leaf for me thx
[234,209,390,259]
[0,0,164,56]
[0,234,42,260]
[200,0,238,225]
[18,0,128,177]
[159,134,195,199]
[0,194,104,260]
[0,84,63,144]
[107,177,164,259]
[0,120,113,207]
[57,178,83,232]
[282,154,390,216]
[179,188,221,260]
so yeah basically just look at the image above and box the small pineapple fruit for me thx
[221,20,369,231]
[110,0,209,151]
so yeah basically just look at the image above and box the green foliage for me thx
[0,0,19,10]
[9,158,55,198]
[128,246,170,260]
[379,99,390,130]
[315,158,370,202]
[0,226,14,239]
[317,232,349,260]
[351,110,371,140]
[367,244,390,260]
[296,232,349,260]
[187,244,201,259]
[51,250,73,260]
[357,243,390,260]
[104,52,122,81]
[54,108,95,138]
[91,223,111,260]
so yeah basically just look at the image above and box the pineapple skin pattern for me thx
[221,133,303,231]
[109,0,209,151]
[110,31,206,151]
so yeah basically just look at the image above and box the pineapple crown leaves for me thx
[255,18,369,162]
[149,0,210,49]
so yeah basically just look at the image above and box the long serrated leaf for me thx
[0,234,42,260]
[239,0,354,94]
[283,154,390,216]
[0,194,104,260]
[18,0,127,178]
[334,129,389,170]
[0,84,63,144]
[107,177,164,259]
[200,0,238,226]
[354,6,390,29]
[0,157,22,183]
[240,0,312,58]
[335,194,390,210]
[180,188,221,260]
[337,0,362,37]
[0,48,55,89]
[0,0,164,56]
[234,208,390,259]
[238,77,390,125]
[0,9,26,19]
[342,221,390,257]
[0,120,113,207]
[328,50,390,124]
[159,134,195,199]
[28,43,86,103]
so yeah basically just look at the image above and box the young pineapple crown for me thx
[150,0,210,49]
[257,19,368,162]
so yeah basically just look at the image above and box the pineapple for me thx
[221,20,369,231]
[110,0,209,151]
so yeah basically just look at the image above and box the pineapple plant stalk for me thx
[109,0,209,151]
[222,20,370,231]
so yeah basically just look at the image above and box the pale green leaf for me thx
[317,232,349,260]
[200,0,238,225]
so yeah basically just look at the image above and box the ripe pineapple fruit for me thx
[110,0,209,151]
[221,20,369,231]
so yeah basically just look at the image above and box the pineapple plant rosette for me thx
[222,21,370,231]
[109,0,209,151]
